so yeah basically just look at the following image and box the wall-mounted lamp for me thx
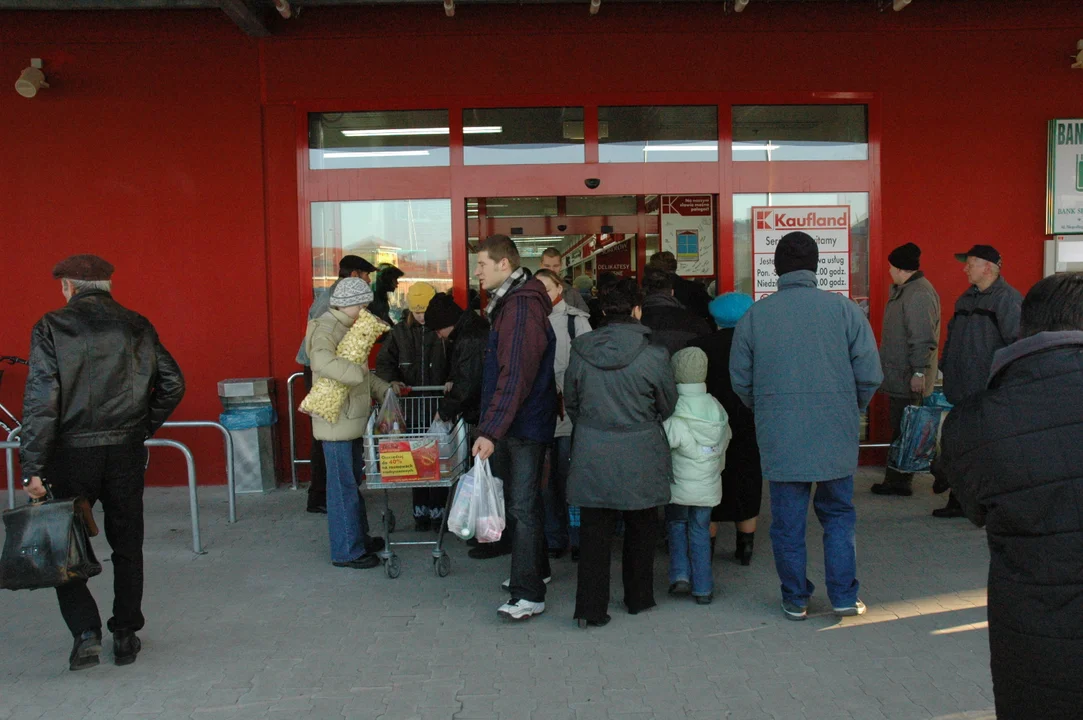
[893,0,911,11]
[273,0,292,19]
[589,0,601,15]
[1073,40,1083,70]
[444,0,455,16]
[15,58,48,99]
[734,0,750,12]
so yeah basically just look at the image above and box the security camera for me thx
[15,59,48,99]
[585,178,601,189]
[557,224,568,232]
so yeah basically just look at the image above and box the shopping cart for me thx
[0,356,28,434]
[363,386,470,579]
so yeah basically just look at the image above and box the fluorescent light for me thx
[341,126,502,138]
[733,143,781,151]
[323,150,431,158]
[643,144,718,152]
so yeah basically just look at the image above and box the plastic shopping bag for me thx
[888,393,953,474]
[375,387,407,435]
[473,458,506,544]
[428,417,455,456]
[447,465,479,541]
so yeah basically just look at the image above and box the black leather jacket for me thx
[20,289,186,477]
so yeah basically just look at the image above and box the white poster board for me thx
[661,195,714,276]
[1047,119,1083,235]
[751,206,851,300]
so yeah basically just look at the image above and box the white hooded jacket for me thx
[664,382,731,507]
[549,299,592,438]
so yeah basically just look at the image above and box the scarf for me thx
[485,267,529,319]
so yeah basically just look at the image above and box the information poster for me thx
[661,195,714,276]
[595,239,633,277]
[1047,119,1083,234]
[378,438,440,482]
[751,206,851,301]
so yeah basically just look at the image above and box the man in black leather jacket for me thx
[21,254,185,671]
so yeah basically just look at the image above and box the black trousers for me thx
[575,506,659,621]
[303,366,327,509]
[884,395,915,487]
[46,443,147,638]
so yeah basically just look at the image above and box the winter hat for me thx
[339,255,377,274]
[329,277,374,308]
[671,347,709,385]
[573,275,595,293]
[709,293,754,329]
[424,293,464,331]
[774,232,819,276]
[407,282,437,313]
[888,243,921,271]
[52,254,115,281]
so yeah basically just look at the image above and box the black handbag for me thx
[0,490,102,591]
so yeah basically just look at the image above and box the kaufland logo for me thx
[756,209,849,230]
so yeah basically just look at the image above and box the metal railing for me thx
[286,371,306,490]
[160,420,236,523]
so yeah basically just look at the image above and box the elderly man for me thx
[938,273,1083,720]
[871,243,941,497]
[540,248,589,312]
[22,255,186,671]
[934,244,1022,518]
[730,232,882,621]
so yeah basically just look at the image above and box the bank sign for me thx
[752,206,851,301]
[1047,119,1083,235]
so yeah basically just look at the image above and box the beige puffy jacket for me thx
[305,309,391,442]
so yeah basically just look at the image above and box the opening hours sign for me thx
[751,206,851,301]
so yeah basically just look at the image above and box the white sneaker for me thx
[833,600,867,617]
[501,576,552,592]
[498,598,545,620]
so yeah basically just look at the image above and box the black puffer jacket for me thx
[639,293,713,357]
[438,311,490,426]
[939,331,1083,720]
[673,274,713,324]
[20,289,186,477]
[375,317,448,388]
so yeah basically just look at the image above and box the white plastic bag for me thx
[447,465,478,541]
[428,417,455,456]
[473,458,506,544]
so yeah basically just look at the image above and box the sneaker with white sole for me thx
[781,600,808,621]
[833,600,867,617]
[498,598,545,620]
[501,576,551,592]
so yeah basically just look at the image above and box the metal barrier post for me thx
[161,420,236,524]
[145,438,205,555]
[5,426,21,510]
[286,371,307,490]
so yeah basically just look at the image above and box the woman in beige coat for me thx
[306,278,401,569]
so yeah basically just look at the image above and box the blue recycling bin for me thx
[218,378,279,494]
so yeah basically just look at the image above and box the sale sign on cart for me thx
[751,206,851,301]
[378,438,441,482]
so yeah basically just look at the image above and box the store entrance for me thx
[465,194,718,301]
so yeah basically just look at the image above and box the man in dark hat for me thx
[22,254,185,671]
[730,232,882,621]
[296,254,378,514]
[934,244,1022,517]
[871,243,941,496]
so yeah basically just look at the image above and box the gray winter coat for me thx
[295,281,340,366]
[561,281,590,312]
[879,272,941,398]
[549,299,593,438]
[565,319,678,510]
[940,275,1022,405]
[730,270,883,483]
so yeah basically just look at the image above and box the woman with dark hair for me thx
[565,279,678,627]
[369,264,405,327]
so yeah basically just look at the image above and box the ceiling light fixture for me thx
[643,144,719,152]
[589,0,601,15]
[341,126,502,137]
[444,0,454,16]
[734,0,750,12]
[893,0,911,10]
[15,58,48,99]
[323,150,432,159]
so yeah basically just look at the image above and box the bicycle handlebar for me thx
[0,357,28,366]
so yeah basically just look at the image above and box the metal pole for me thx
[161,420,236,524]
[145,439,205,555]
[5,426,21,510]
[287,371,306,490]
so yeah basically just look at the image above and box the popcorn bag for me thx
[299,309,387,423]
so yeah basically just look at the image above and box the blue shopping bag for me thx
[887,392,953,474]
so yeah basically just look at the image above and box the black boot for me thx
[113,630,141,666]
[69,630,102,671]
[735,531,755,566]
[932,492,965,519]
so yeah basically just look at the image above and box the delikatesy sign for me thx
[751,206,851,300]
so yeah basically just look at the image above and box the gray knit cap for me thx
[329,277,374,308]
[671,347,708,384]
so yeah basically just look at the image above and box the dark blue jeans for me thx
[490,436,551,603]
[322,439,370,564]
[543,435,573,550]
[769,477,859,608]
[666,504,713,597]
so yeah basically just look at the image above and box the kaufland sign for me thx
[752,206,851,300]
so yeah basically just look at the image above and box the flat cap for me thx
[52,254,115,281]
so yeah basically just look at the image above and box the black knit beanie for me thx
[888,243,921,271]
[774,232,819,276]
[424,292,464,331]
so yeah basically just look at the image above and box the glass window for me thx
[732,192,870,314]
[311,200,453,324]
[463,107,585,165]
[308,110,450,170]
[599,106,718,163]
[732,105,868,162]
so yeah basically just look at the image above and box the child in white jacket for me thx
[664,347,731,604]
